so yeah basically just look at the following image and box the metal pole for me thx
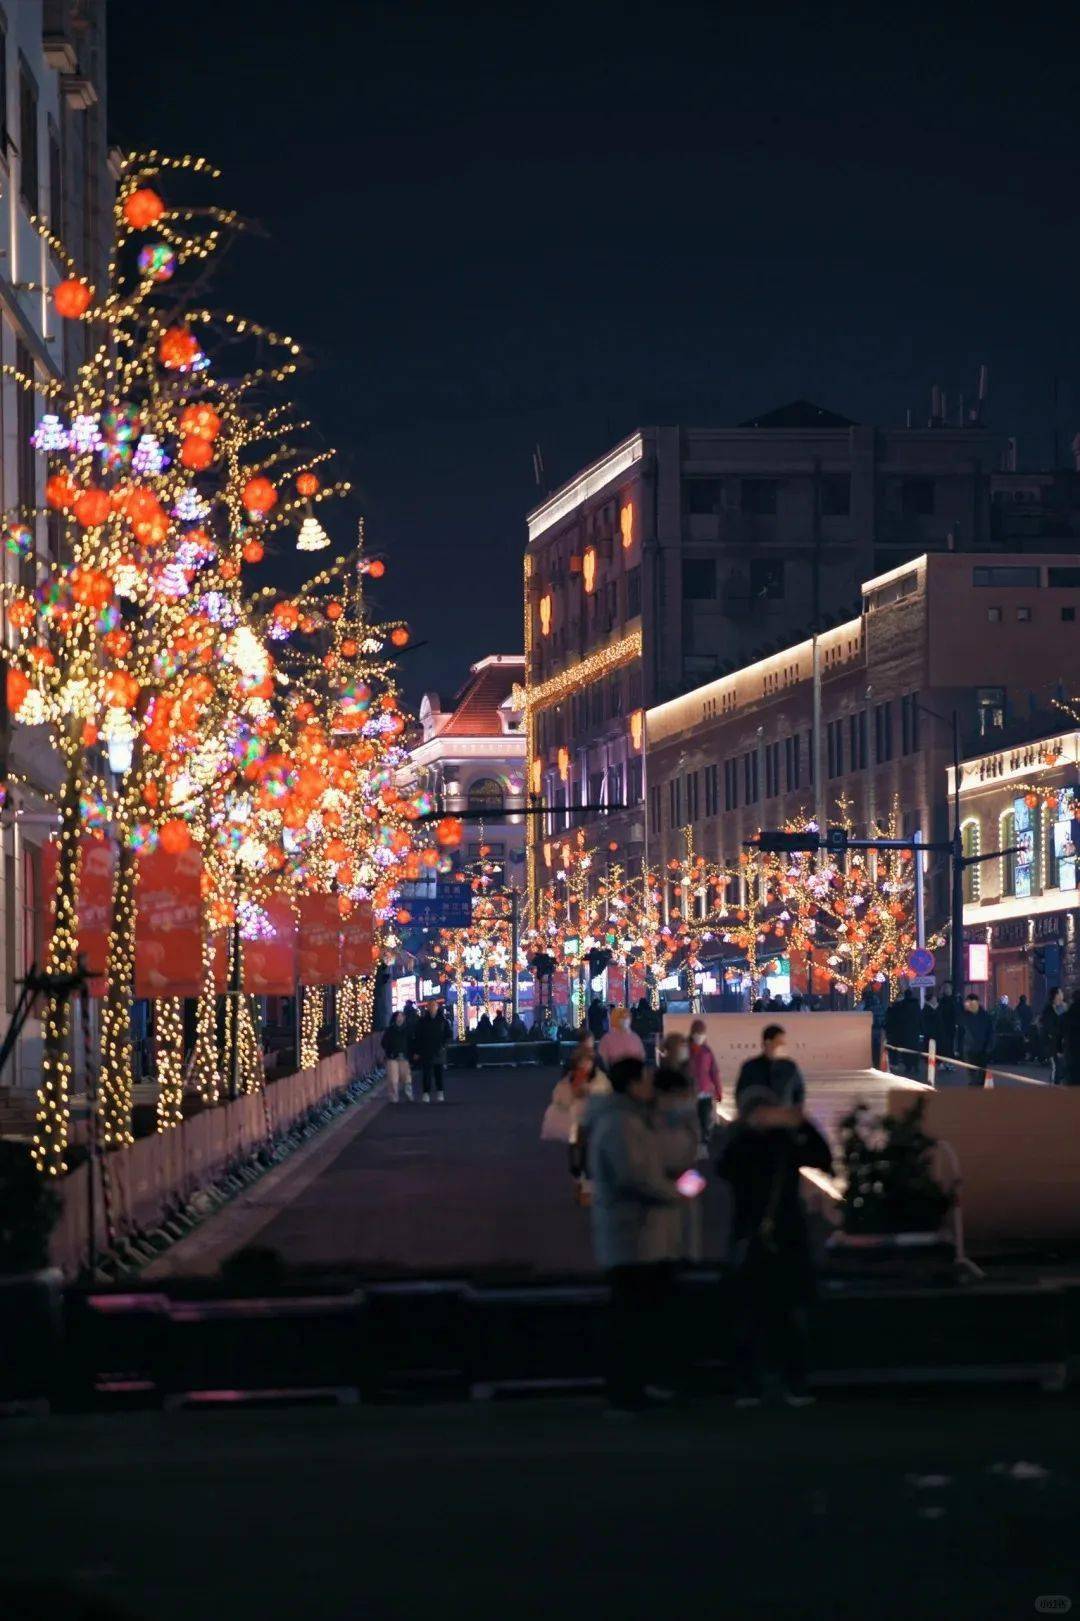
[82,982,96,1280]
[228,895,242,1101]
[914,827,926,1008]
[950,711,965,1005]
[510,884,520,1023]
[812,635,825,853]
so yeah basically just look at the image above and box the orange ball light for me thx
[9,600,34,631]
[159,325,199,369]
[179,404,222,440]
[326,601,343,620]
[390,626,409,647]
[242,538,265,564]
[435,817,464,850]
[46,473,77,510]
[74,488,111,529]
[123,187,166,229]
[159,820,193,855]
[367,559,386,579]
[179,435,214,470]
[242,476,277,515]
[296,471,319,497]
[53,279,93,319]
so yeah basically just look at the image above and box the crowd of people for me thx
[878,981,1080,1086]
[380,1000,453,1102]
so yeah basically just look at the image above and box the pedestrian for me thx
[415,1005,448,1102]
[735,1025,806,1115]
[491,1008,510,1042]
[473,1012,494,1043]
[587,995,610,1040]
[1015,993,1034,1050]
[508,1011,529,1041]
[994,995,1022,1061]
[402,998,419,1048]
[687,1018,722,1151]
[543,1043,604,1202]
[585,1057,697,1412]
[885,989,921,1077]
[380,1011,414,1103]
[630,995,661,1065]
[654,1035,704,1262]
[1059,988,1080,1087]
[717,1095,833,1407]
[1038,987,1065,1082]
[958,991,994,1086]
[937,981,957,1059]
[597,1006,645,1070]
[920,991,940,1078]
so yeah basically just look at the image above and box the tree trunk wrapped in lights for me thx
[190,931,222,1105]
[98,840,139,1148]
[33,730,84,1177]
[300,984,321,1070]
[154,995,185,1132]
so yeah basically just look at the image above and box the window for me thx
[742,479,778,516]
[874,702,893,763]
[901,478,935,516]
[1016,606,1032,623]
[749,558,784,600]
[973,565,1039,587]
[468,841,504,862]
[649,784,662,831]
[806,728,815,785]
[784,734,800,791]
[669,778,683,829]
[976,687,1005,734]
[0,20,8,150]
[686,478,724,515]
[765,741,780,798]
[820,473,850,516]
[987,607,1002,623]
[1000,810,1017,897]
[47,119,62,241]
[18,57,37,214]
[590,683,605,726]
[704,763,719,817]
[961,821,981,904]
[15,339,35,583]
[826,720,844,779]
[900,694,920,756]
[1048,567,1080,587]
[848,710,867,771]
[627,758,643,805]
[1064,607,1077,623]
[743,751,759,804]
[609,673,623,716]
[686,771,700,823]
[626,565,642,618]
[723,759,738,811]
[467,778,505,813]
[682,558,716,600]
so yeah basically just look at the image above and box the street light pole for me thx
[510,883,520,1023]
[950,708,966,1003]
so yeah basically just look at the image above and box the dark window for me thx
[682,558,716,600]
[626,564,642,618]
[1016,606,1032,623]
[901,478,935,516]
[874,702,893,763]
[743,752,759,804]
[1048,567,1080,587]
[609,673,623,716]
[724,759,738,811]
[976,687,1005,734]
[15,339,36,585]
[18,58,38,214]
[749,558,784,600]
[686,478,724,515]
[1063,607,1076,623]
[590,683,605,726]
[47,119,61,240]
[784,734,800,791]
[765,741,780,798]
[686,770,700,823]
[649,784,662,831]
[900,693,921,755]
[973,565,1039,587]
[468,778,505,813]
[820,473,850,516]
[627,758,643,805]
[848,710,867,771]
[704,763,719,817]
[987,607,1002,623]
[741,479,778,516]
[826,720,844,779]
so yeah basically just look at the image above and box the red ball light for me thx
[242,538,265,564]
[390,626,409,647]
[73,488,111,529]
[242,476,277,515]
[53,279,93,319]
[159,325,200,369]
[179,435,214,470]
[124,188,166,230]
[367,559,386,579]
[296,471,319,497]
[46,473,77,510]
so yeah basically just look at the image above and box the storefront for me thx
[967,910,1079,1006]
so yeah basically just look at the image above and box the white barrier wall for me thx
[664,1011,873,1080]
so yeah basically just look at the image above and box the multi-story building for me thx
[641,552,1080,943]
[957,728,1080,1007]
[1,1,111,1095]
[524,403,1012,890]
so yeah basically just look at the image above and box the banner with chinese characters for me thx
[628,964,648,1006]
[341,901,374,976]
[298,893,341,986]
[135,846,204,1000]
[42,836,116,997]
[245,893,297,995]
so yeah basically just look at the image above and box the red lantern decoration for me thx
[367,559,386,579]
[73,488,111,529]
[242,538,265,564]
[159,820,193,856]
[435,817,464,849]
[296,471,319,497]
[1024,792,1039,809]
[326,601,343,620]
[103,628,132,659]
[242,476,277,515]
[9,600,34,631]
[390,626,409,647]
[179,435,214,471]
[53,279,93,319]
[179,404,222,441]
[159,325,200,369]
[6,669,30,713]
[46,473,77,510]
[123,187,166,229]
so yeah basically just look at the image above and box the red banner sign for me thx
[42,836,116,997]
[341,901,374,976]
[551,968,570,1008]
[298,893,341,986]
[135,846,204,1000]
[245,893,297,995]
[628,964,648,1006]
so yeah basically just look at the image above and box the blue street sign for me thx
[908,948,935,977]
[410,884,473,932]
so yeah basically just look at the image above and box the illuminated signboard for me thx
[1013,796,1035,899]
[967,943,989,982]
[1053,786,1079,891]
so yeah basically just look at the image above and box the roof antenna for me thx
[532,443,547,495]
[970,363,989,424]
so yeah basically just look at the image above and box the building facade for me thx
[642,552,1080,935]
[957,729,1080,1008]
[0,1,110,1095]
[524,403,1013,895]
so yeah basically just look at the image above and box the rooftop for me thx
[421,655,525,740]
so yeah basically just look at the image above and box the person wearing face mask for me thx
[687,1018,722,1149]
[735,1025,806,1120]
[653,1034,703,1262]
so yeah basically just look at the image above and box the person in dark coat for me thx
[630,996,662,1064]
[491,1010,510,1041]
[958,992,994,1086]
[1038,987,1065,1081]
[380,1012,414,1102]
[884,990,922,1076]
[735,1025,806,1116]
[587,996,609,1040]
[1015,994,1034,1042]
[473,1012,494,1043]
[937,982,957,1059]
[717,1102,833,1404]
[415,1007,448,1102]
[1058,991,1080,1087]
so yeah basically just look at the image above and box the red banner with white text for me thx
[42,836,116,997]
[298,893,341,986]
[135,846,204,1000]
[341,901,374,976]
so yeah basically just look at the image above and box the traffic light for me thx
[825,826,848,854]
[755,831,820,854]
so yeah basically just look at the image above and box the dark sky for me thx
[108,0,1080,704]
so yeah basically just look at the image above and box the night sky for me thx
[108,0,1080,703]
